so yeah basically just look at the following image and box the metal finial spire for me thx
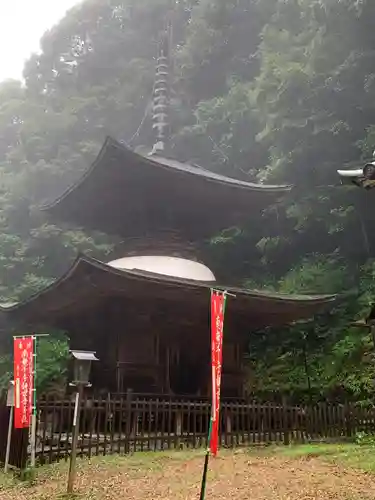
[151,22,171,155]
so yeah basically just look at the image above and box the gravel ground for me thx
[1,450,375,499]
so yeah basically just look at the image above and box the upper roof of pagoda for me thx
[41,137,291,240]
[0,254,335,334]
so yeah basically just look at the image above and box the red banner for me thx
[14,337,34,429]
[209,290,226,456]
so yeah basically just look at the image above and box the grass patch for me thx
[271,443,375,473]
[0,450,206,499]
[0,471,17,489]
[0,450,204,491]
[276,443,357,458]
[1,445,375,499]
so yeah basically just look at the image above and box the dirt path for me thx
[2,451,375,499]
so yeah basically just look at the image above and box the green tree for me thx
[0,334,69,395]
[1,0,375,401]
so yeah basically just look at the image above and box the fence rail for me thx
[2,395,375,468]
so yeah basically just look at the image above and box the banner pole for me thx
[199,289,215,500]
[30,336,36,468]
[29,333,48,468]
[199,450,210,500]
[199,416,213,500]
[199,288,228,500]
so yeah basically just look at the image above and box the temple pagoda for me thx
[0,28,335,397]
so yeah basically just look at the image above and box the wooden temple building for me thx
[0,137,335,397]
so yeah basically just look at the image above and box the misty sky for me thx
[0,0,82,83]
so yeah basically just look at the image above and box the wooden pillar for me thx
[116,319,120,393]
[237,341,245,397]
[125,389,133,453]
[116,362,121,393]
[166,347,171,394]
[154,333,161,392]
[155,334,160,364]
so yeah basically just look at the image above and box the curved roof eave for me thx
[0,255,336,324]
[40,136,292,211]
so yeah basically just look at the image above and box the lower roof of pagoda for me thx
[40,136,291,241]
[0,255,336,333]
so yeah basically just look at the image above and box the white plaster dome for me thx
[107,255,216,282]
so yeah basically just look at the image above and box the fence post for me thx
[345,402,352,439]
[125,389,133,454]
[176,411,182,449]
[282,397,290,446]
[226,412,232,447]
[226,413,232,433]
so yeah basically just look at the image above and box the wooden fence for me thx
[31,394,375,465]
[2,394,375,468]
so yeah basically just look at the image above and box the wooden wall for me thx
[56,294,246,396]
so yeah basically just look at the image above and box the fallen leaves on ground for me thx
[1,450,375,499]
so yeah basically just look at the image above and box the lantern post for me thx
[67,350,98,494]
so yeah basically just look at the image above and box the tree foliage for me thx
[1,0,375,398]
